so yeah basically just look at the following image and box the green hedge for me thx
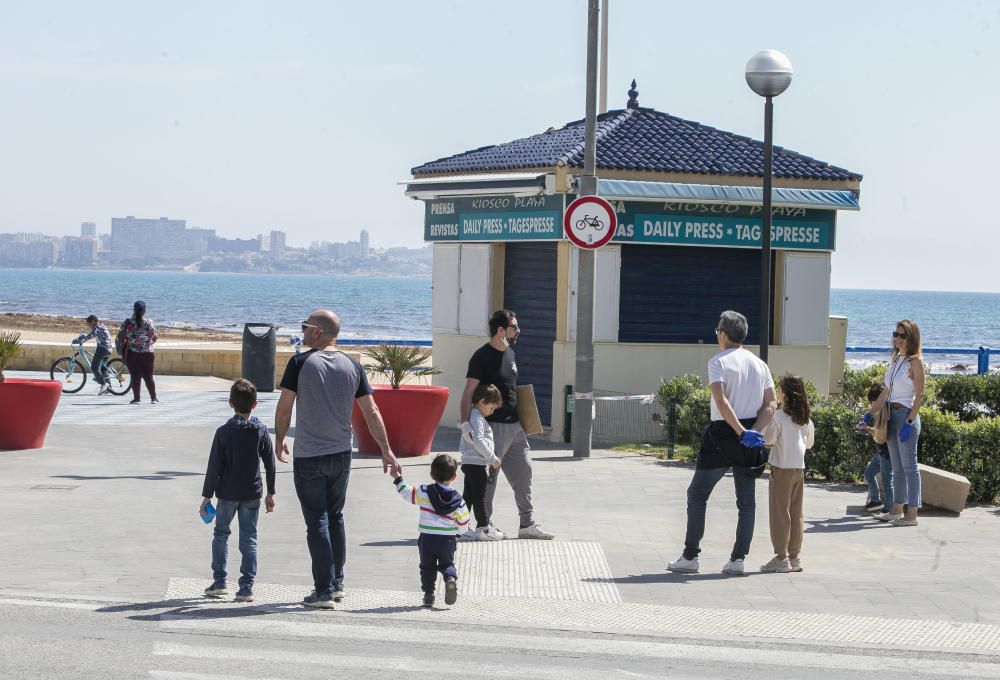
[655,367,1000,503]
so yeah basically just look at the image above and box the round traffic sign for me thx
[564,196,617,249]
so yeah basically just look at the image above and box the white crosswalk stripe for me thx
[149,611,1000,679]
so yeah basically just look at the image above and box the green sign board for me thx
[423,195,836,251]
[607,200,835,251]
[425,195,564,241]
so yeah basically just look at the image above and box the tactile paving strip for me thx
[455,540,621,603]
[166,578,1000,654]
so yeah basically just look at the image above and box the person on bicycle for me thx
[74,314,113,395]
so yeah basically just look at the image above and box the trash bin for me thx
[241,323,276,392]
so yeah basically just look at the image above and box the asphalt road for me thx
[3,595,1000,680]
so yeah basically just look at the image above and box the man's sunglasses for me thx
[302,322,321,332]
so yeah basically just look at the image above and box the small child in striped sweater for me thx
[393,454,471,607]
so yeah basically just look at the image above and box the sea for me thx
[2,268,999,371]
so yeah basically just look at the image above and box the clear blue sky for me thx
[1,1,997,291]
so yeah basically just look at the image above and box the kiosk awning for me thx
[403,173,554,199]
[594,179,860,211]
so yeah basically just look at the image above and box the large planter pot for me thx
[0,378,62,450]
[351,385,449,457]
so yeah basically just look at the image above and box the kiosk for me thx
[404,87,862,440]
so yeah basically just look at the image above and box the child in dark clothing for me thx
[393,454,470,607]
[860,381,893,513]
[199,379,276,602]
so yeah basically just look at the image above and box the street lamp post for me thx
[745,50,793,363]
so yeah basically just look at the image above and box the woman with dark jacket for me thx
[117,300,159,404]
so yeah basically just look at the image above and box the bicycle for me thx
[574,214,606,232]
[50,342,132,395]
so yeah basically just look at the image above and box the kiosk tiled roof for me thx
[412,107,861,182]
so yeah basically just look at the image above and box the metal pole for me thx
[572,0,600,458]
[599,0,609,114]
[760,96,773,362]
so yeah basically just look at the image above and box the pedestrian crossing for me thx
[146,598,1000,679]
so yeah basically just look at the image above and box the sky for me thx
[1,1,998,291]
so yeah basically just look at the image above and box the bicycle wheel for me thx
[50,357,87,394]
[105,358,132,396]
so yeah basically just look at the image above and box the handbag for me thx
[871,401,891,445]
[705,423,769,479]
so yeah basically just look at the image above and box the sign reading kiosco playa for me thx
[424,196,836,251]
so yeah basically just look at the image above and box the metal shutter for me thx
[503,242,558,425]
[618,245,774,345]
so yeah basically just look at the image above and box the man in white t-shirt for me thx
[668,310,777,577]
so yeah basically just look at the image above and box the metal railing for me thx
[564,385,668,447]
[845,346,1000,374]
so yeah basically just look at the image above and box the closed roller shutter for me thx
[618,245,774,345]
[503,242,558,425]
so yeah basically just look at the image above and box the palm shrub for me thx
[360,344,441,389]
[0,330,22,384]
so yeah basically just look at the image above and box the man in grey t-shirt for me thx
[275,309,400,609]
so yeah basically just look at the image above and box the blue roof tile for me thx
[412,108,861,182]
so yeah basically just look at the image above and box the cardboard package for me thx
[516,384,544,436]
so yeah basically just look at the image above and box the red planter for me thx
[0,378,62,450]
[351,385,450,457]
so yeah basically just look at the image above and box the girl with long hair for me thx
[761,374,814,573]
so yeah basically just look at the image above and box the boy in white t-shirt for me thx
[668,310,777,577]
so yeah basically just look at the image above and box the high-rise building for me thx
[80,222,97,239]
[110,216,187,264]
[269,230,287,256]
[61,236,98,266]
[360,229,370,258]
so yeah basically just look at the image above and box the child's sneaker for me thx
[666,556,699,573]
[234,586,254,602]
[478,525,504,541]
[422,592,435,608]
[303,591,335,609]
[789,557,803,572]
[444,577,458,605]
[204,581,228,598]
[760,556,791,573]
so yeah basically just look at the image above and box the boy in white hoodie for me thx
[460,383,504,541]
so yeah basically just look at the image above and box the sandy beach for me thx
[1,313,243,345]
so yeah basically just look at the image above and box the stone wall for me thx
[9,341,360,385]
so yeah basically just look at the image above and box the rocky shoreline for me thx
[0,313,241,344]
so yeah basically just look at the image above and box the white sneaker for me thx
[722,559,746,576]
[667,556,699,573]
[461,529,480,541]
[760,556,791,573]
[99,383,111,395]
[478,525,505,541]
[517,523,554,540]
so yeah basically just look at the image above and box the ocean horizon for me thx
[2,268,999,370]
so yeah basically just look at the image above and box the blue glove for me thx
[899,422,913,443]
[861,412,874,426]
[739,429,766,448]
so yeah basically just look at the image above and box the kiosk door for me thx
[503,242,557,425]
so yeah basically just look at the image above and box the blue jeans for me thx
[418,534,457,594]
[886,408,921,508]
[863,448,893,507]
[294,452,351,596]
[683,464,757,562]
[211,498,260,588]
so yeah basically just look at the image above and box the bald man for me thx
[275,309,400,609]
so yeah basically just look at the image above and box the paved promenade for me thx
[2,371,1000,676]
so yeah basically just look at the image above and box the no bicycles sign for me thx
[563,195,617,249]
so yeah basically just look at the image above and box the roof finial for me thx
[627,79,639,109]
